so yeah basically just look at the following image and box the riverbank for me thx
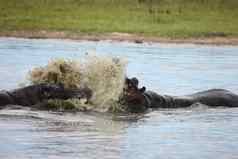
[1,0,238,45]
[1,30,238,45]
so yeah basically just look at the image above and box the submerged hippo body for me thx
[124,77,238,113]
[144,89,238,108]
[1,77,238,113]
[0,84,92,109]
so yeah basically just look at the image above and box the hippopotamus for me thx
[123,77,238,113]
[0,83,92,109]
[1,78,238,113]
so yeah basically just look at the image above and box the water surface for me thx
[0,38,238,159]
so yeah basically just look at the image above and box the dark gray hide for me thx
[144,89,238,108]
[0,84,92,109]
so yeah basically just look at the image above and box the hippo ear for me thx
[131,77,139,87]
[139,86,146,93]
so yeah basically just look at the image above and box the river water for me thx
[0,38,238,159]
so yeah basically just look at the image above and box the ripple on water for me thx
[0,38,238,159]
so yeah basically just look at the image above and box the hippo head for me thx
[122,77,147,113]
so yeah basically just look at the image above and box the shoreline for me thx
[1,31,238,46]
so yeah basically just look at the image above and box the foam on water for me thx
[28,54,127,112]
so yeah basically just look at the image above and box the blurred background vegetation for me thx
[0,0,238,38]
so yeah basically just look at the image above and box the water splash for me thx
[28,54,127,112]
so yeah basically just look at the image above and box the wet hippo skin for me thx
[0,83,92,109]
[144,89,238,108]
[124,77,238,113]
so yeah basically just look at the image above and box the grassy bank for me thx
[0,0,238,38]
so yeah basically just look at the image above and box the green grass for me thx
[0,0,238,38]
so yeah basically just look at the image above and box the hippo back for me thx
[144,91,194,108]
[187,89,238,107]
[0,90,15,107]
